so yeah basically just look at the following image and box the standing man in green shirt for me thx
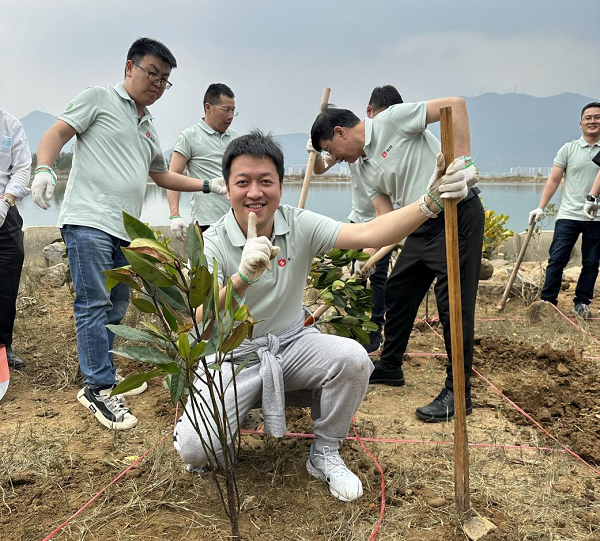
[31,38,225,431]
[529,102,600,319]
[311,97,483,423]
[167,83,240,238]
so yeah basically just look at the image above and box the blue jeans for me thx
[61,225,130,388]
[541,219,600,306]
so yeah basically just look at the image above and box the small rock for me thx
[556,363,570,376]
[479,259,494,280]
[537,408,552,422]
[426,497,447,508]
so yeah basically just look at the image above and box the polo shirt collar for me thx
[223,206,290,247]
[199,118,233,138]
[577,135,600,148]
[363,118,373,158]
[114,83,153,121]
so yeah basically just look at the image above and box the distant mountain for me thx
[21,92,599,174]
[20,110,73,153]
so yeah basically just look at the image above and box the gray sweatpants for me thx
[174,332,373,466]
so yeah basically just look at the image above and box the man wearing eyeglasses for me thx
[167,83,240,240]
[31,37,226,431]
[529,102,600,320]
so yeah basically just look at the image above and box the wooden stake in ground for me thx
[298,87,331,209]
[440,106,495,540]
[496,220,536,310]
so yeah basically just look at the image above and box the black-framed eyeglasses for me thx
[211,104,238,117]
[133,62,173,90]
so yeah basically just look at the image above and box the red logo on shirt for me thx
[277,259,287,267]
[146,132,151,138]
[382,151,388,158]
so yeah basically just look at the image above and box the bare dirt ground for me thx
[1,272,600,541]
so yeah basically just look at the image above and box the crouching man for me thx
[174,130,475,502]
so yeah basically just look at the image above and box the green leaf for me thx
[331,323,351,338]
[178,333,190,358]
[161,301,179,332]
[355,251,371,261]
[332,280,345,291]
[128,238,175,263]
[110,345,173,365]
[169,367,189,405]
[186,222,204,268]
[207,363,222,371]
[189,265,213,308]
[102,268,141,292]
[362,321,379,332]
[156,285,186,311]
[122,248,175,287]
[189,341,206,362]
[352,326,369,344]
[321,291,334,302]
[123,211,156,241]
[106,324,157,343]
[111,368,165,396]
[222,323,249,353]
[233,304,248,321]
[141,321,171,341]
[131,297,157,313]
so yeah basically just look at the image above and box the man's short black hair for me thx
[369,85,403,111]
[582,102,600,118]
[126,38,177,71]
[310,104,360,152]
[204,83,235,106]
[222,129,284,184]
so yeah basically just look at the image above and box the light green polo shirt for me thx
[347,161,376,223]
[359,102,440,209]
[174,120,239,226]
[57,84,167,240]
[204,205,343,337]
[554,136,600,221]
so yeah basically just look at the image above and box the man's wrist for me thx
[169,215,182,220]
[0,194,16,207]
[237,269,259,284]
[586,194,598,202]
[203,179,211,194]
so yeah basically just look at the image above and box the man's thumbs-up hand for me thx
[237,212,280,284]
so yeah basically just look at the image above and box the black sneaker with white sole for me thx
[77,386,139,430]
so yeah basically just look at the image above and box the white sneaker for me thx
[115,371,148,397]
[77,386,139,430]
[306,444,363,502]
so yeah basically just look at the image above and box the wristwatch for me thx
[0,194,15,207]
[586,194,597,202]
[203,179,211,194]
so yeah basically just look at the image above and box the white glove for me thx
[169,216,187,241]
[437,156,479,201]
[209,176,227,196]
[528,207,545,224]
[0,198,9,228]
[238,212,280,283]
[306,137,318,154]
[584,198,598,221]
[31,171,56,209]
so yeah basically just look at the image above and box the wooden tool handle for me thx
[496,220,536,310]
[440,106,470,515]
[298,87,331,209]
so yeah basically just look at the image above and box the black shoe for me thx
[415,388,473,423]
[6,347,25,369]
[369,362,405,386]
[363,331,382,355]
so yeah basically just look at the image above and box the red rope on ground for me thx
[240,428,564,454]
[422,320,600,476]
[548,303,600,346]
[42,404,180,541]
[351,417,385,541]
[472,367,600,476]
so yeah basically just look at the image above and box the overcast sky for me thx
[2,0,599,150]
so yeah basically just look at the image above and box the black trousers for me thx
[0,207,25,349]
[379,194,484,391]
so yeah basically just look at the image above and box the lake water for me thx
[19,181,560,234]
